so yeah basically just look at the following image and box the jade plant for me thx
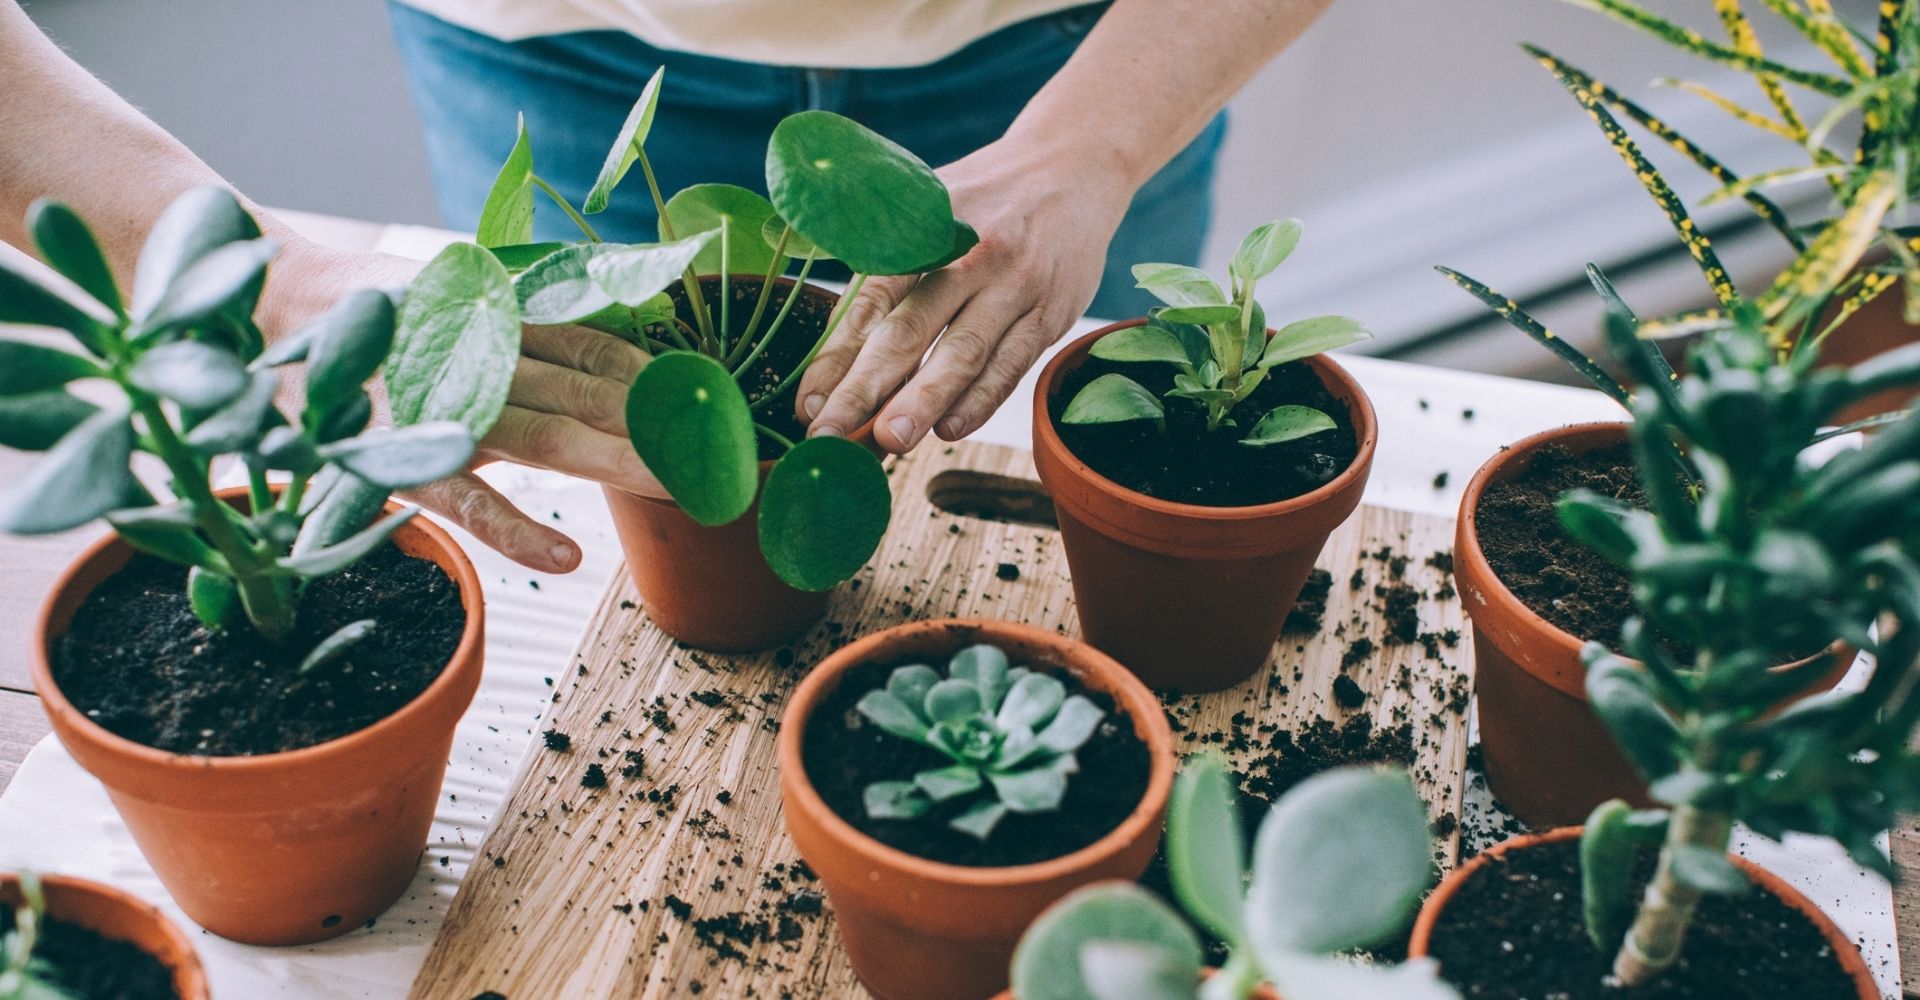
[854,644,1104,840]
[0,187,496,661]
[1009,757,1456,1000]
[0,873,68,1000]
[1061,220,1371,445]
[422,68,976,590]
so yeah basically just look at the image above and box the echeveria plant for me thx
[428,68,976,590]
[0,187,493,662]
[855,644,1104,840]
[1061,220,1370,446]
[0,872,69,1000]
[1010,757,1455,1000]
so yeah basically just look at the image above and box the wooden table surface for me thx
[1,209,1916,997]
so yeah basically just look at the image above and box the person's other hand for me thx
[268,242,657,575]
[794,140,1133,453]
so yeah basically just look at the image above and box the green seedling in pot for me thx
[1010,757,1457,1000]
[1061,220,1371,447]
[0,872,72,1000]
[433,67,976,591]
[854,644,1105,840]
[0,187,503,664]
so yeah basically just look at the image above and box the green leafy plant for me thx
[1061,220,1371,446]
[854,644,1104,840]
[435,68,976,590]
[0,873,72,1000]
[1009,757,1456,1000]
[0,187,494,661]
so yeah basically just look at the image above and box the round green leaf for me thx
[390,243,521,437]
[665,184,781,276]
[762,213,831,262]
[1061,373,1165,427]
[1009,883,1203,1000]
[758,434,891,590]
[584,67,666,215]
[487,241,568,275]
[587,231,718,306]
[517,243,617,325]
[626,351,758,526]
[1240,405,1335,447]
[765,110,974,276]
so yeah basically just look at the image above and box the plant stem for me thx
[636,149,717,349]
[753,422,796,450]
[247,460,272,516]
[735,227,792,355]
[749,271,864,413]
[1200,951,1262,1000]
[718,226,732,359]
[1611,804,1734,986]
[530,176,600,243]
[731,253,815,376]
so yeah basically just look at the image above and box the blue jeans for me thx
[387,2,1225,319]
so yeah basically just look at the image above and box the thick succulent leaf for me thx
[664,184,781,276]
[949,797,1010,839]
[303,289,396,413]
[292,473,390,556]
[140,237,276,335]
[1557,490,1659,565]
[1132,263,1226,308]
[584,68,666,216]
[187,565,241,631]
[0,339,101,397]
[0,389,98,451]
[914,764,985,802]
[997,671,1067,731]
[856,689,931,742]
[297,619,377,675]
[128,339,249,410]
[320,422,474,490]
[1670,845,1751,895]
[517,243,617,325]
[949,644,1012,705]
[391,243,521,437]
[1080,942,1200,1000]
[587,231,719,306]
[1261,316,1371,369]
[924,678,985,724]
[132,186,260,321]
[1035,696,1105,754]
[28,200,124,317]
[278,507,417,577]
[765,110,975,276]
[476,114,536,248]
[1010,883,1203,1000]
[1166,754,1250,946]
[0,253,116,351]
[1088,325,1192,367]
[0,408,136,534]
[864,780,932,820]
[1265,954,1460,1000]
[105,504,216,567]
[1241,405,1336,447]
[1231,219,1303,285]
[991,759,1072,813]
[1584,649,1682,780]
[759,434,891,590]
[626,352,757,525]
[1061,373,1164,427]
[885,664,942,719]
[1245,767,1433,957]
[1581,800,1663,952]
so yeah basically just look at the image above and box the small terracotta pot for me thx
[1032,320,1378,692]
[604,275,879,653]
[1408,827,1876,999]
[1,873,209,1000]
[1456,423,1851,826]
[778,619,1176,1000]
[31,490,485,945]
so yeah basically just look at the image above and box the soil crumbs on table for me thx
[802,659,1151,867]
[1052,355,1360,506]
[0,908,178,1000]
[1427,837,1857,1000]
[52,546,462,756]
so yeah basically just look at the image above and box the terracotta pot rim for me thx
[1,872,210,1000]
[1031,318,1380,521]
[29,490,485,774]
[778,618,1176,886]
[1408,826,1877,997]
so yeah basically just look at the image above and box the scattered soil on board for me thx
[1426,837,1858,1000]
[801,659,1152,867]
[1051,354,1360,507]
[0,907,179,1000]
[662,276,833,461]
[51,546,462,756]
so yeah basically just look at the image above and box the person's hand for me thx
[794,139,1134,453]
[267,240,657,574]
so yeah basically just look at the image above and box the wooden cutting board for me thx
[409,440,1476,1000]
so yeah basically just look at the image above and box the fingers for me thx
[873,289,1028,452]
[808,271,978,443]
[404,471,582,574]
[932,308,1064,442]
[506,356,629,438]
[522,324,650,383]
[481,406,659,496]
[793,274,918,426]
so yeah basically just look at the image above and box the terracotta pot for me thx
[30,490,485,945]
[1032,320,1378,692]
[604,274,879,653]
[989,970,1280,1000]
[1,873,208,999]
[1408,826,1875,999]
[778,619,1176,1000]
[1457,423,1851,827]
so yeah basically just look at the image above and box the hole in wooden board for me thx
[925,470,1057,529]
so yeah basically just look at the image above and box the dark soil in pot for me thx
[659,276,832,461]
[0,906,178,1000]
[1426,838,1853,999]
[51,545,462,756]
[1049,357,1360,506]
[800,659,1152,867]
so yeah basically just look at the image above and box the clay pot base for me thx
[1424,838,1860,1000]
[0,908,180,1000]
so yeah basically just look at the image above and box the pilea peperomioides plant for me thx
[1061,220,1371,446]
[0,187,493,662]
[423,68,976,590]
[0,872,67,1000]
[854,644,1105,840]
[1009,757,1456,1000]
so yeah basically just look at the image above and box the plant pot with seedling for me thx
[777,620,1175,1000]
[1,187,505,945]
[437,68,975,651]
[1032,220,1377,691]
[997,757,1456,1000]
[2,871,208,1000]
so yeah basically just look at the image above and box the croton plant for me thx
[405,69,976,590]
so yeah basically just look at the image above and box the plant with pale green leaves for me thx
[1009,758,1456,1000]
[1,873,74,1000]
[855,644,1106,840]
[1061,220,1370,447]
[0,187,497,662]
[419,67,976,590]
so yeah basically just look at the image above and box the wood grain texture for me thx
[0,690,49,794]
[410,441,1476,1000]
[1899,818,1920,998]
